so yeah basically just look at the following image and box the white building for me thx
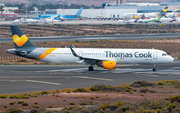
[3,7,18,14]
[57,6,137,18]
[55,2,180,18]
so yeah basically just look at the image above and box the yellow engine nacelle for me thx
[102,61,116,70]
[134,16,139,19]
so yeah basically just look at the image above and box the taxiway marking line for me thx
[71,76,114,81]
[26,80,61,85]
[36,68,87,72]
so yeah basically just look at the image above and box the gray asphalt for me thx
[1,33,180,43]
[2,20,180,25]
[0,62,180,95]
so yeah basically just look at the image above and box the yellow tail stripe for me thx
[35,48,56,60]
[176,13,180,17]
[12,35,28,47]
[163,9,167,13]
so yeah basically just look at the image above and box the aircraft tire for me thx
[152,68,156,71]
[89,66,94,71]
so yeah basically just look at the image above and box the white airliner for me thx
[7,25,174,71]
[13,15,41,24]
[159,15,176,23]
[124,13,158,19]
[124,7,168,19]
[166,12,180,18]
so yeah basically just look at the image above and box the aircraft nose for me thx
[169,56,174,62]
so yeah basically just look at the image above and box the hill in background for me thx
[0,0,177,6]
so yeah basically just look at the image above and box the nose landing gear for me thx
[152,64,156,71]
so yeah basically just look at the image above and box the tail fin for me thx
[75,7,83,16]
[38,14,41,17]
[158,16,162,19]
[170,13,176,18]
[10,25,36,49]
[163,6,168,13]
[34,17,40,20]
[54,14,60,20]
[176,13,180,17]
[134,17,140,22]
[57,14,60,18]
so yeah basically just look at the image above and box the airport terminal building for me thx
[56,2,180,18]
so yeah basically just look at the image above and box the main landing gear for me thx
[152,64,156,71]
[89,66,94,71]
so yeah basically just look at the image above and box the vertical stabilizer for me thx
[163,6,168,13]
[10,25,36,49]
[75,7,83,16]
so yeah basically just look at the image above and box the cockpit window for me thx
[162,53,167,56]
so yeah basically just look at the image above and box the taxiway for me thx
[0,62,180,95]
[1,33,180,43]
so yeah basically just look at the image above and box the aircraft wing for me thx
[70,47,111,64]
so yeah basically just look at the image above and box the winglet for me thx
[71,44,75,48]
[70,47,79,57]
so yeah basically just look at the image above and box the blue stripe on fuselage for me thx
[40,15,57,18]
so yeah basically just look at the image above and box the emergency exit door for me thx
[153,51,158,59]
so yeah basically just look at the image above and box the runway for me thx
[2,20,180,25]
[0,61,180,95]
[1,33,180,43]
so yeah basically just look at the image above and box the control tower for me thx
[116,0,126,4]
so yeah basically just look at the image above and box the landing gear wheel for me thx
[152,64,156,71]
[89,66,94,71]
[153,68,156,71]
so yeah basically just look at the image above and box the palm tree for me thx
[0,6,4,14]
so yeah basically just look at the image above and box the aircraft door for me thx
[153,51,158,59]
[79,51,83,56]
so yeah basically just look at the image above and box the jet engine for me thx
[134,16,139,19]
[97,61,116,70]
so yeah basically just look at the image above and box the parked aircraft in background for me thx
[22,16,41,24]
[59,7,83,21]
[124,6,168,19]
[117,17,141,24]
[159,14,176,23]
[12,19,22,23]
[7,25,174,71]
[118,16,162,24]
[166,12,180,18]
[137,16,162,23]
[40,14,61,24]
[53,14,61,22]
[38,7,83,22]
[12,15,41,24]
[39,14,58,19]
[38,14,59,24]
